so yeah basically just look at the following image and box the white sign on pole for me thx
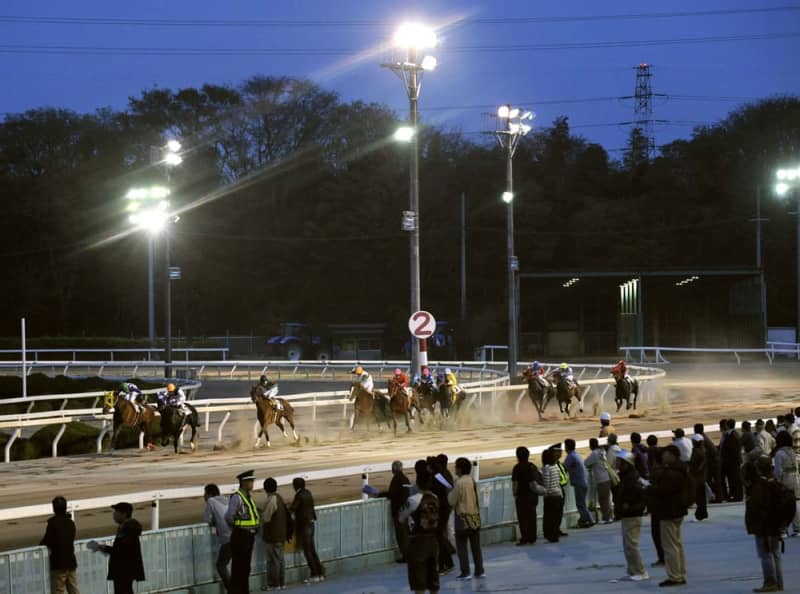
[408,310,437,338]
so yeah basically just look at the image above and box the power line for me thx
[0,31,797,57]
[1,6,798,28]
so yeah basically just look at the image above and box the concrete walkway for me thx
[301,503,795,593]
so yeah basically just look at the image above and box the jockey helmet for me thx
[618,360,626,366]
[600,411,611,422]
[531,361,541,370]
[167,383,176,392]
[560,362,568,370]
[444,368,452,375]
[260,374,268,383]
[353,366,363,375]
[394,368,402,376]
[119,382,128,391]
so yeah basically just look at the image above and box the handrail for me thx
[620,345,800,365]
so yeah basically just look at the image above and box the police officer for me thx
[225,470,260,594]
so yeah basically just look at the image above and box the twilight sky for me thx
[1,0,798,153]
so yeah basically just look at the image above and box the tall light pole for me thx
[494,105,533,377]
[383,23,437,376]
[145,141,183,347]
[775,165,800,343]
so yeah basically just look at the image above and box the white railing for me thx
[0,347,230,361]
[766,341,800,360]
[621,345,800,365]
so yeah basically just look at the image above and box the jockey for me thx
[351,366,374,396]
[414,365,436,391]
[258,374,282,411]
[444,368,460,392]
[610,360,630,381]
[119,382,143,412]
[528,361,550,387]
[552,362,575,384]
[165,383,189,415]
[391,367,412,404]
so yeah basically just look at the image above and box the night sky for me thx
[2,0,798,153]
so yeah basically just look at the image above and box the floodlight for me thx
[776,182,790,196]
[521,111,534,121]
[502,191,514,203]
[394,23,437,49]
[164,152,183,166]
[149,186,170,199]
[508,108,520,119]
[497,105,510,119]
[394,126,415,142]
[166,140,182,153]
[421,55,437,71]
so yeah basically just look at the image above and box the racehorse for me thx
[387,381,424,435]
[439,382,466,416]
[551,372,583,415]
[155,396,199,453]
[613,374,639,412]
[414,383,439,417]
[522,367,555,419]
[103,391,157,453]
[249,385,299,448]
[349,382,390,432]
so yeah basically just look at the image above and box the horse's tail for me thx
[281,399,294,415]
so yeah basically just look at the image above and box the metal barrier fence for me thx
[621,344,800,364]
[0,475,560,594]
[0,347,230,362]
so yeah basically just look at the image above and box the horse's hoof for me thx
[266,442,271,448]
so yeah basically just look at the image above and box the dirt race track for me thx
[1,362,799,552]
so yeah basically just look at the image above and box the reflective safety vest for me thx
[233,490,260,528]
[556,462,569,487]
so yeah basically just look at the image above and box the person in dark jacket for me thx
[647,445,689,587]
[694,423,721,504]
[512,446,542,544]
[689,434,708,521]
[291,477,325,583]
[746,456,784,593]
[40,496,80,594]
[88,502,145,594]
[261,477,289,590]
[630,432,649,479]
[614,451,648,581]
[428,456,455,574]
[720,418,743,501]
[383,460,411,562]
[645,434,665,567]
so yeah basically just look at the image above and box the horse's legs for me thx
[110,425,119,454]
[285,414,299,441]
[276,417,288,438]
[404,411,412,433]
[263,424,271,448]
[350,408,357,431]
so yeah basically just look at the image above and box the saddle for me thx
[270,398,284,412]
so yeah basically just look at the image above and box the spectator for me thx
[773,431,800,537]
[755,420,776,455]
[746,456,784,593]
[40,496,80,594]
[290,477,325,584]
[689,435,708,521]
[614,451,648,582]
[225,469,260,594]
[564,439,594,528]
[694,423,721,504]
[384,461,411,562]
[785,414,800,457]
[720,419,743,501]
[541,449,564,542]
[585,438,613,524]
[607,433,622,461]
[550,443,570,537]
[599,412,616,438]
[427,456,455,575]
[399,469,440,594]
[87,502,145,594]
[630,432,649,479]
[448,458,485,580]
[261,478,289,591]
[203,484,232,591]
[648,445,689,587]
[741,421,757,453]
[646,434,665,568]
[436,454,456,555]
[512,446,542,544]
[672,428,692,463]
[765,419,778,440]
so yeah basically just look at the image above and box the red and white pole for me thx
[419,338,428,370]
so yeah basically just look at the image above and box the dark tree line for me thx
[0,75,798,348]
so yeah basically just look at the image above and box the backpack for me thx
[769,481,797,533]
[411,491,440,534]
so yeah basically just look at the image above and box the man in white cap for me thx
[225,470,259,594]
[614,450,649,582]
[599,412,616,438]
